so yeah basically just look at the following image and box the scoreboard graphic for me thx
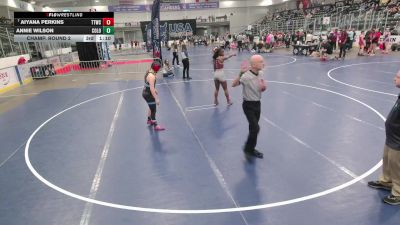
[14,12,114,43]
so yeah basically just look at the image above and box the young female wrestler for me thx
[142,61,165,131]
[212,48,236,105]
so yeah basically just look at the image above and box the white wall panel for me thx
[52,0,298,36]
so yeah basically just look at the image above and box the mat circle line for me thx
[327,61,400,96]
[25,79,384,214]
[190,55,297,71]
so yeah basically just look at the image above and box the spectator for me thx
[358,31,366,56]
[320,39,334,60]
[172,41,180,67]
[338,29,348,59]
[181,43,191,80]
[162,59,174,78]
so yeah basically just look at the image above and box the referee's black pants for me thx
[242,101,261,152]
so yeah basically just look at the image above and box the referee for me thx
[232,55,267,158]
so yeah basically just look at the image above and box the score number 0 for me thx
[102,18,114,34]
[103,18,114,26]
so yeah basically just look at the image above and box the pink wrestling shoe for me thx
[154,125,166,131]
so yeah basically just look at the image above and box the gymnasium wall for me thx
[53,0,298,36]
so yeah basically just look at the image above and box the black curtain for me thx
[76,42,100,69]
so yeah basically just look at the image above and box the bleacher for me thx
[0,17,34,58]
[248,0,400,35]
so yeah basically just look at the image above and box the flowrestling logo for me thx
[0,71,10,86]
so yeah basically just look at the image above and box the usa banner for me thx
[151,0,162,61]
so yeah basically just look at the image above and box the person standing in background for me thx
[358,31,365,56]
[382,28,391,54]
[237,33,244,52]
[172,41,180,67]
[338,29,348,60]
[181,43,191,80]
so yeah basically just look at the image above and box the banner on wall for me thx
[119,0,134,5]
[382,35,400,44]
[17,59,47,83]
[151,0,162,60]
[47,56,62,70]
[0,67,20,92]
[146,24,152,52]
[140,19,196,43]
[109,2,219,12]
[161,0,180,3]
